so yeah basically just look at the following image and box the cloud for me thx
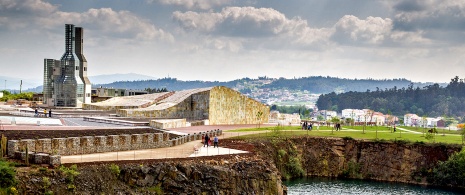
[392,0,465,32]
[172,7,331,49]
[332,15,393,44]
[0,0,173,41]
[148,0,233,10]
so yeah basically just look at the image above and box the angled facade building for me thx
[43,24,91,107]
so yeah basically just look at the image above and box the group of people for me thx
[34,108,52,118]
[302,121,319,130]
[202,133,219,148]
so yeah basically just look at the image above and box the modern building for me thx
[83,86,269,125]
[91,87,149,102]
[43,24,91,107]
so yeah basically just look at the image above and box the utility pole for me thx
[20,80,22,93]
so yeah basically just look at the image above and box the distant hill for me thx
[0,75,42,91]
[89,73,157,85]
[98,76,447,94]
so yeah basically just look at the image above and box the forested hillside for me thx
[316,76,465,117]
[97,77,240,91]
[262,76,436,93]
[97,76,441,94]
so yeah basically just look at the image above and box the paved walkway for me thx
[61,130,261,164]
[0,116,63,126]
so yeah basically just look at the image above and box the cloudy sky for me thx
[1,0,464,86]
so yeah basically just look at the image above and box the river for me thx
[285,177,463,195]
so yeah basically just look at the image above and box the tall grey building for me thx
[43,24,91,107]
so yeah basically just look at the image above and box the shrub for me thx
[428,148,465,187]
[0,160,16,188]
[342,136,354,140]
[59,164,80,183]
[109,164,120,177]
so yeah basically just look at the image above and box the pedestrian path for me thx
[0,116,63,126]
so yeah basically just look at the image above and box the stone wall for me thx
[209,86,269,125]
[7,129,223,165]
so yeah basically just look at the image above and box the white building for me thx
[341,109,366,119]
[404,113,420,126]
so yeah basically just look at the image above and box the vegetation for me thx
[0,159,16,189]
[230,125,464,144]
[97,76,436,95]
[317,76,465,118]
[428,148,465,187]
[144,87,168,93]
[109,164,120,177]
[0,90,34,101]
[270,105,313,116]
[59,164,80,184]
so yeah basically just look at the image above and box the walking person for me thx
[34,108,38,117]
[204,134,209,147]
[48,109,52,118]
[213,136,219,148]
[43,109,47,118]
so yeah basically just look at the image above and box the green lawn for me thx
[398,126,463,135]
[226,125,465,145]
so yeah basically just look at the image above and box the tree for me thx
[256,111,264,128]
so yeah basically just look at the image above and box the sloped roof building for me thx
[83,86,269,125]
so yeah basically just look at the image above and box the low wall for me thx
[7,129,223,165]
[150,119,186,129]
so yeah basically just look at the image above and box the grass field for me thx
[227,125,465,145]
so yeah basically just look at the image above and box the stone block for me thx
[36,139,52,154]
[7,140,18,158]
[50,155,61,166]
[94,136,107,153]
[80,136,95,154]
[131,134,143,150]
[142,133,154,149]
[119,134,131,151]
[20,152,34,163]
[34,153,50,164]
[66,137,80,155]
[51,138,66,155]
[107,135,120,151]
[19,139,36,153]
[163,133,169,141]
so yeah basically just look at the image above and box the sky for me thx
[1,0,464,87]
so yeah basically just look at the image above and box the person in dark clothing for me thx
[213,136,219,148]
[48,109,52,118]
[34,108,38,117]
[204,134,209,147]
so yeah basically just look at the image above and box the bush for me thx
[0,160,16,188]
[109,164,120,177]
[342,136,354,140]
[59,164,80,183]
[428,148,465,187]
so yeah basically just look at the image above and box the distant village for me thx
[270,108,455,130]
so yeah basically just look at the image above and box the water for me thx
[285,177,463,195]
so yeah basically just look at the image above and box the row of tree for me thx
[270,105,314,118]
[316,76,465,118]
[144,87,169,93]
[0,90,33,101]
